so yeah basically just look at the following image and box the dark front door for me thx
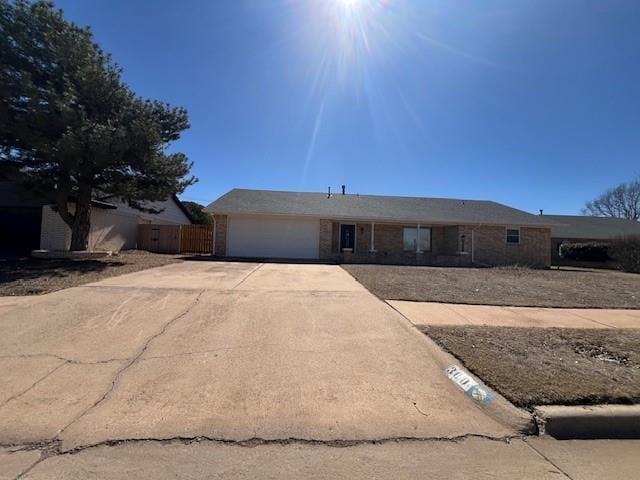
[340,224,356,252]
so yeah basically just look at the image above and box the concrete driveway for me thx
[1,261,635,478]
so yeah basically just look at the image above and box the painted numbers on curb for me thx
[445,365,495,405]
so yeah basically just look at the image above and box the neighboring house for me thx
[205,188,555,267]
[542,214,640,263]
[0,180,49,254]
[40,195,193,251]
[1,178,192,253]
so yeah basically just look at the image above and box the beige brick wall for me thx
[319,219,333,258]
[213,214,227,256]
[442,225,459,255]
[331,221,340,253]
[318,221,472,266]
[464,225,551,268]
[356,223,371,253]
[319,220,550,267]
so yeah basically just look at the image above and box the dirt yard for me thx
[342,265,640,309]
[0,250,183,296]
[423,326,640,408]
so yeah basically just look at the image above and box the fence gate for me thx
[179,224,214,254]
[138,224,213,254]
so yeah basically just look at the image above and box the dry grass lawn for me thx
[423,326,640,408]
[343,264,640,309]
[0,250,183,296]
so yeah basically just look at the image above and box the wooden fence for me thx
[138,224,213,254]
[179,224,214,254]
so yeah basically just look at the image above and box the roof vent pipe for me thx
[327,186,331,198]
[341,185,346,195]
[539,209,543,216]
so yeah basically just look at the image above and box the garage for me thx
[226,215,320,259]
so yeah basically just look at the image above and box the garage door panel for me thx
[227,216,319,259]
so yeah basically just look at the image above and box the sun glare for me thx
[298,0,397,94]
[336,0,361,10]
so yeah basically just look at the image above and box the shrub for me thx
[559,242,610,262]
[609,235,640,273]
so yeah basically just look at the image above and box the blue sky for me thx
[55,0,639,214]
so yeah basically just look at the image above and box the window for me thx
[506,228,520,244]
[403,227,431,252]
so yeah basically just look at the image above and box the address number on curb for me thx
[445,365,495,405]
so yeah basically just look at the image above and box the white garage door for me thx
[227,215,320,259]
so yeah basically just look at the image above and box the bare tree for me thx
[583,177,640,220]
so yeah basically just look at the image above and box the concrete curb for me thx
[534,405,640,439]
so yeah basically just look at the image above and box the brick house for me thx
[542,214,640,263]
[205,188,554,267]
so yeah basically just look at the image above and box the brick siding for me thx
[319,221,550,267]
[215,214,551,268]
[319,219,332,258]
[460,225,550,268]
[319,222,471,266]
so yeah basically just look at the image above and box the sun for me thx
[300,0,395,91]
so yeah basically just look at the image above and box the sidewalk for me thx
[388,301,640,329]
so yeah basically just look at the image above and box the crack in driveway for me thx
[54,290,205,438]
[8,290,205,479]
[7,432,530,479]
[6,431,530,480]
[0,353,129,365]
[7,432,525,456]
[230,263,264,289]
[0,362,67,408]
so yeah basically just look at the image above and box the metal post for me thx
[370,222,376,252]
[471,228,475,263]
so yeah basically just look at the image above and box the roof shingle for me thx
[544,214,640,239]
[205,189,555,227]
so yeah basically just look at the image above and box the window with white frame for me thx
[506,228,520,244]
[403,227,431,252]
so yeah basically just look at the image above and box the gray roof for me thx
[205,189,555,227]
[543,214,640,240]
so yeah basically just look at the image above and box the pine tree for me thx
[0,0,195,250]
[181,201,214,225]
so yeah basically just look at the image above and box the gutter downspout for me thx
[471,227,475,264]
[369,221,376,252]
[470,223,484,264]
